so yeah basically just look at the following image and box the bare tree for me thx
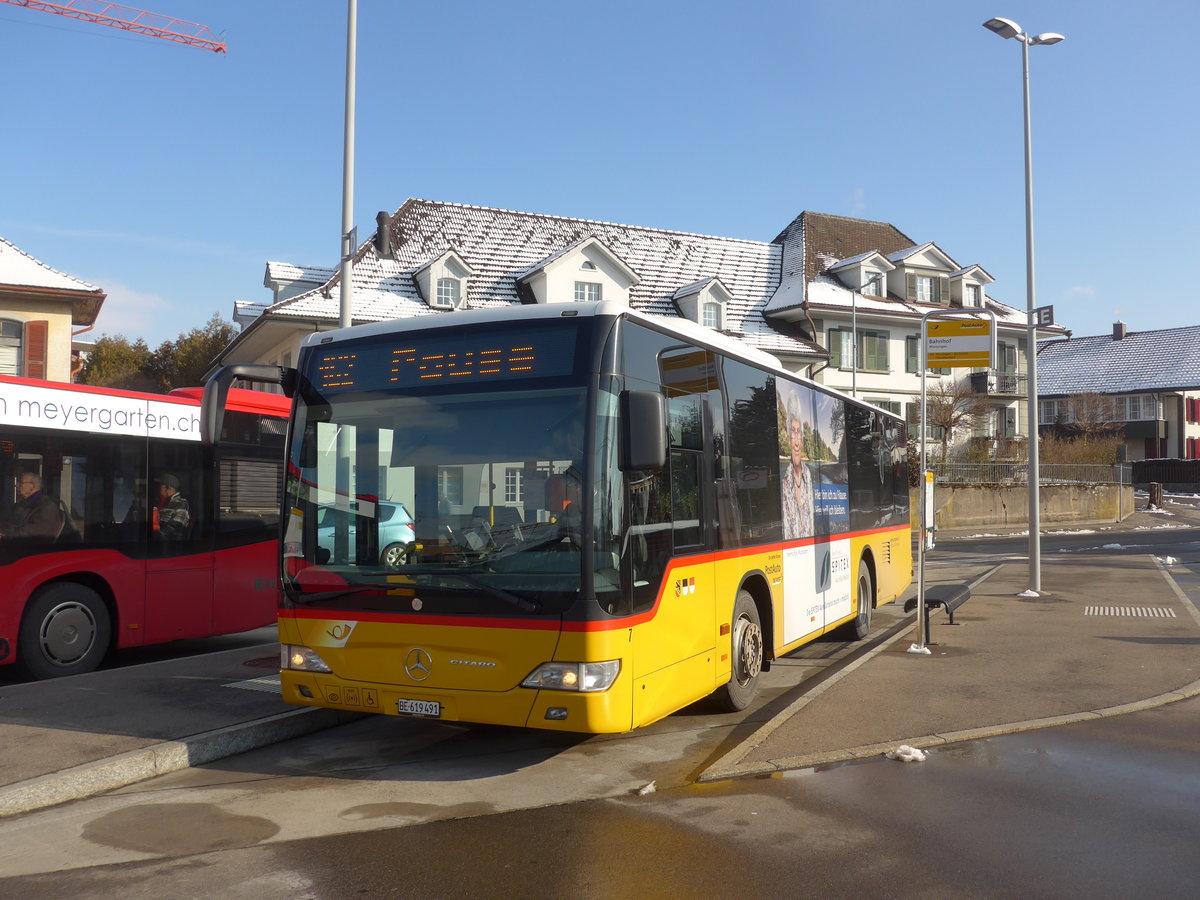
[1061,392,1123,441]
[924,379,993,463]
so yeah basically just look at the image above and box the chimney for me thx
[373,211,393,259]
[1113,321,1127,340]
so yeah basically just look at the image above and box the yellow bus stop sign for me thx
[924,319,994,368]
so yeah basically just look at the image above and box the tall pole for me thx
[1020,35,1041,593]
[338,0,357,329]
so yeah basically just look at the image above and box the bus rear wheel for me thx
[836,558,874,641]
[715,590,763,712]
[18,584,111,680]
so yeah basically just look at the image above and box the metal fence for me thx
[928,463,1132,485]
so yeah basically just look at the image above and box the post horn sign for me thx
[924,319,994,368]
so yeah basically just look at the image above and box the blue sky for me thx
[2,0,1196,347]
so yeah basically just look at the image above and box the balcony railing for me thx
[969,371,1027,396]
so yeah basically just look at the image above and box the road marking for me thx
[1083,606,1177,617]
[224,676,281,693]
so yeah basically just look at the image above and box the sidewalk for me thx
[702,553,1200,780]
[0,644,360,817]
[2,538,1199,816]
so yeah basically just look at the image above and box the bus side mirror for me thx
[619,390,666,471]
[202,364,291,447]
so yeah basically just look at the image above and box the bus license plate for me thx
[397,698,441,718]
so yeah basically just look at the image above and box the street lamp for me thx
[982,17,1063,595]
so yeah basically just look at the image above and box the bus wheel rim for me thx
[733,616,763,684]
[39,601,97,666]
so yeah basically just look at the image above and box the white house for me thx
[213,201,1066,448]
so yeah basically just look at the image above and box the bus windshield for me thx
[284,384,592,615]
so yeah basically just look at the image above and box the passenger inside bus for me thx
[154,473,192,540]
[0,472,63,542]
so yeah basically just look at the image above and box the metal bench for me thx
[904,583,971,624]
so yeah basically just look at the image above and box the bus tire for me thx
[837,558,874,641]
[17,584,111,680]
[715,590,763,712]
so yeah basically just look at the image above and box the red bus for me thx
[0,375,289,678]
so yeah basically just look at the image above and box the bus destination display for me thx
[314,322,579,392]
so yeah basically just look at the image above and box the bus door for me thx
[144,445,214,642]
[630,348,720,723]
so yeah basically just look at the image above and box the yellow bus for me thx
[203,303,911,733]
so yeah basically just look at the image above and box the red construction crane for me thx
[0,0,225,52]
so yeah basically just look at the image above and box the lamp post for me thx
[339,0,358,329]
[982,16,1063,595]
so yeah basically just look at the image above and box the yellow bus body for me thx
[278,522,911,733]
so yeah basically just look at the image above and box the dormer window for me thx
[967,283,981,306]
[574,281,602,302]
[671,277,730,329]
[863,273,885,296]
[414,249,475,311]
[908,272,949,305]
[519,237,638,306]
[435,277,461,308]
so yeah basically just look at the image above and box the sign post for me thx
[912,309,997,653]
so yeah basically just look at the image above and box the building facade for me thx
[216,201,1066,448]
[0,237,105,383]
[1038,322,1200,460]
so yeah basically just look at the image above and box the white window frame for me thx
[435,277,461,308]
[702,301,721,328]
[0,319,23,377]
[504,467,523,503]
[574,281,602,303]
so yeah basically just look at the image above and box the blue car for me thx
[316,501,415,568]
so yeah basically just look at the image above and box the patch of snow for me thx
[906,643,932,655]
[636,781,656,796]
[885,745,927,762]
[1157,556,1179,565]
[1017,589,1040,598]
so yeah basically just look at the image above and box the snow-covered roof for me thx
[0,237,105,325]
[803,277,1032,330]
[263,261,335,289]
[267,199,823,358]
[0,237,102,294]
[827,249,894,271]
[1038,325,1200,395]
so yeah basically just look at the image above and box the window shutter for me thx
[829,329,843,367]
[23,320,49,380]
[905,272,917,301]
[937,277,950,305]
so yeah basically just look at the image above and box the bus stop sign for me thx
[924,318,994,369]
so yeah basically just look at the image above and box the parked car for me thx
[316,501,415,568]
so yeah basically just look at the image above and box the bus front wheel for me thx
[715,590,763,712]
[18,584,111,680]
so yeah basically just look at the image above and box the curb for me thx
[699,558,1200,782]
[0,707,363,819]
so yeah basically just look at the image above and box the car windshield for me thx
[284,384,595,615]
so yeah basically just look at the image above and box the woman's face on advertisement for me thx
[789,416,805,468]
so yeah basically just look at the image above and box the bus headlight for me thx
[281,644,332,673]
[521,660,620,692]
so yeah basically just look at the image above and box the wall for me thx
[911,482,1135,530]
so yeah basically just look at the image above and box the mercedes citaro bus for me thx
[202,303,912,732]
